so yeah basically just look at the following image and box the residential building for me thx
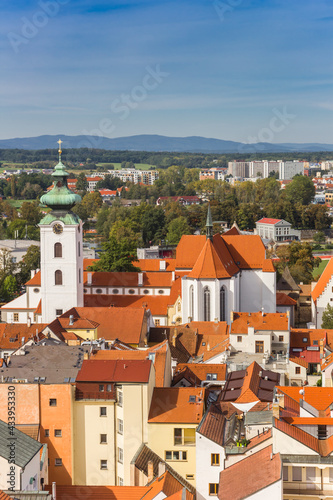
[156,196,201,206]
[148,387,206,486]
[199,168,227,181]
[227,161,250,178]
[255,218,299,242]
[279,160,305,180]
[107,168,159,185]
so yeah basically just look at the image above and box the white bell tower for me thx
[39,140,84,323]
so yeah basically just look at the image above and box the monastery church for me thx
[1,149,277,326]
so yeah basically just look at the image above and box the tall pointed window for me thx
[54,243,62,258]
[55,270,62,286]
[204,286,210,322]
[220,287,226,322]
[189,285,194,319]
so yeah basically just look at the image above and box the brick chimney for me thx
[147,461,154,483]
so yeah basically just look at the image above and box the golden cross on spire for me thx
[57,139,62,161]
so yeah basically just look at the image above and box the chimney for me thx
[69,315,74,326]
[138,272,143,286]
[261,307,264,317]
[214,317,218,324]
[84,351,89,360]
[172,271,175,281]
[159,260,166,271]
[52,482,56,500]
[172,331,177,347]
[158,462,166,476]
[230,311,234,323]
[87,272,92,285]
[207,342,210,352]
[320,339,324,359]
[147,461,154,483]
[272,398,280,420]
[27,317,31,328]
[21,337,25,346]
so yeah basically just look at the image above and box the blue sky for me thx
[1,0,332,143]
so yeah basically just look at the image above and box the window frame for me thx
[211,453,220,466]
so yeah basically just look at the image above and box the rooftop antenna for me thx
[57,139,62,162]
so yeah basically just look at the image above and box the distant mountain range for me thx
[1,134,333,153]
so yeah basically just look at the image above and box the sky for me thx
[1,0,333,144]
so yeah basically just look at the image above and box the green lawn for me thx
[7,199,31,209]
[313,259,328,278]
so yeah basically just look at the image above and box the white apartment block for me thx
[107,169,159,185]
[279,160,305,180]
[227,160,304,180]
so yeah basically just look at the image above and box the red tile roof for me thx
[133,259,176,272]
[0,491,14,500]
[25,270,41,286]
[76,359,152,383]
[289,357,308,368]
[257,218,283,224]
[218,445,281,500]
[83,270,173,288]
[276,292,297,306]
[187,238,238,279]
[312,257,333,303]
[277,386,333,411]
[174,363,227,384]
[148,387,205,423]
[0,323,46,349]
[230,312,289,334]
[45,485,148,500]
[141,471,194,500]
[222,234,267,269]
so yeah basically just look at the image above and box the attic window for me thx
[189,395,196,403]
[128,289,135,294]
[303,338,308,342]
[143,289,149,294]
[9,338,16,343]
[158,290,164,295]
[112,289,119,294]
[202,342,206,346]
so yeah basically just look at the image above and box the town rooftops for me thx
[148,387,205,423]
[0,323,46,350]
[230,311,289,334]
[277,386,333,412]
[83,270,174,288]
[76,359,152,384]
[218,445,281,500]
[141,471,194,500]
[0,343,89,383]
[0,419,42,468]
[45,485,148,500]
[312,257,333,303]
[172,363,227,386]
[276,292,297,306]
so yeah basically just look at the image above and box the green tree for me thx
[20,202,41,225]
[166,216,191,245]
[284,175,315,205]
[76,172,88,192]
[141,207,166,245]
[322,303,333,329]
[89,236,140,272]
[18,245,40,285]
[275,242,321,284]
[313,231,326,245]
[1,275,18,302]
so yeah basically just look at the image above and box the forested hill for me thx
[1,134,333,153]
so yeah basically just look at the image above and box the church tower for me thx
[39,140,83,323]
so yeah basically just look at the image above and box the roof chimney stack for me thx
[147,461,154,483]
[27,317,31,328]
[138,272,143,286]
[69,315,74,326]
[87,272,92,285]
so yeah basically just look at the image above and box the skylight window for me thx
[189,395,196,403]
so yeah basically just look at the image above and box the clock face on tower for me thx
[53,223,63,235]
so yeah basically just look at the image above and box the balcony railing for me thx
[75,389,115,401]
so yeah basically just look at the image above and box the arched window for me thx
[55,270,62,286]
[204,286,210,322]
[189,285,194,319]
[54,243,62,258]
[220,286,226,322]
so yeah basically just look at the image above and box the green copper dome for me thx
[40,160,81,211]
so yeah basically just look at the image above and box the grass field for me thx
[313,259,328,278]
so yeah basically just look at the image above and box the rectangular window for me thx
[100,407,107,417]
[13,313,19,322]
[118,391,123,406]
[55,458,62,466]
[207,373,217,381]
[211,453,220,466]
[117,419,123,435]
[306,467,316,482]
[100,434,107,444]
[118,447,123,464]
[155,319,160,326]
[100,460,107,470]
[44,429,49,437]
[255,341,264,353]
[295,367,301,374]
[209,483,219,495]
[292,466,302,481]
[49,399,57,407]
[106,384,112,392]
[54,429,62,437]
[329,467,333,482]
[99,384,104,392]
[56,309,63,316]
[237,336,242,343]
[283,466,288,481]
[118,477,123,486]
[318,425,327,440]
[279,335,284,342]
[174,428,195,445]
[165,451,187,461]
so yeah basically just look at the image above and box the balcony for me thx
[284,482,333,497]
[75,389,115,401]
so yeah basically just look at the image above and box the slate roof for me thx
[0,343,89,383]
[276,266,300,292]
[0,419,42,468]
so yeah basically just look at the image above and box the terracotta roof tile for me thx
[277,386,333,411]
[197,401,240,446]
[289,357,308,368]
[0,323,46,349]
[262,259,275,272]
[25,270,41,286]
[312,257,333,303]
[230,312,289,334]
[222,234,267,269]
[187,238,237,279]
[141,471,194,500]
[173,363,227,385]
[148,387,205,423]
[218,445,281,500]
[76,359,152,383]
[83,270,173,288]
[276,292,297,306]
[257,218,283,224]
[133,259,176,272]
[0,491,14,500]
[45,485,148,499]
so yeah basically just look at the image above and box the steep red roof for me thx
[222,234,267,269]
[83,271,173,288]
[148,387,205,423]
[276,292,297,306]
[230,312,289,334]
[218,445,281,500]
[45,485,148,500]
[77,359,152,383]
[25,270,41,286]
[187,239,236,279]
